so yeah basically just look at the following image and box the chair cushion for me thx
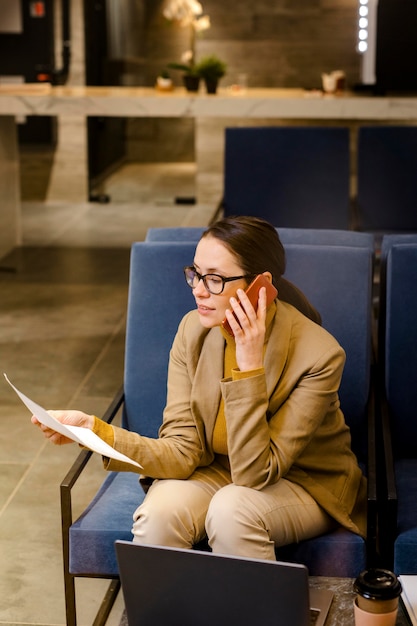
[394,529,417,575]
[275,528,366,577]
[70,472,144,576]
[69,469,366,578]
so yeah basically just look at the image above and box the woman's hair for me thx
[201,216,285,288]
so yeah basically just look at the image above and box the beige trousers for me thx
[132,462,335,561]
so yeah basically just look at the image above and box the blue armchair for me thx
[61,238,375,625]
[357,126,417,232]
[377,238,417,572]
[146,227,379,576]
[217,126,351,229]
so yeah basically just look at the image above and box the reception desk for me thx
[2,84,417,259]
[2,84,417,119]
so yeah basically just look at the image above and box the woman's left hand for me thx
[31,410,94,445]
[224,286,267,371]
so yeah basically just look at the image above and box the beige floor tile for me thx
[0,162,213,625]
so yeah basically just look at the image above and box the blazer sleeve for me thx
[221,329,346,490]
[104,314,206,477]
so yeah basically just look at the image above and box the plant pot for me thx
[204,78,218,94]
[156,76,174,92]
[183,75,200,92]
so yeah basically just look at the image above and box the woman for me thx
[33,216,366,560]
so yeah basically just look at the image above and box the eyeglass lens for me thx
[185,267,224,294]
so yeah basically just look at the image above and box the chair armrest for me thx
[366,367,378,565]
[60,385,124,495]
[101,384,125,425]
[369,370,398,570]
[379,392,398,569]
[60,385,124,535]
[367,371,378,505]
[380,396,397,506]
[59,385,124,624]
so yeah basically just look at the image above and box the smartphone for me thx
[221,274,278,337]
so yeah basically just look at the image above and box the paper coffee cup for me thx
[354,598,398,625]
[321,72,337,93]
[353,569,401,625]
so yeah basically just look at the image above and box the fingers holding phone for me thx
[229,286,266,330]
[222,274,277,337]
[223,274,277,372]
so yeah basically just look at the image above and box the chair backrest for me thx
[378,234,417,389]
[123,242,196,437]
[146,227,206,241]
[223,126,351,229]
[123,241,373,463]
[380,234,417,263]
[146,226,374,249]
[278,228,373,248]
[284,244,373,460]
[382,243,417,457]
[357,126,417,232]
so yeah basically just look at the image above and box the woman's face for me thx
[192,235,249,329]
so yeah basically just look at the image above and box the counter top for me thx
[1,84,417,119]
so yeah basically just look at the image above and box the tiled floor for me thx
[0,163,215,626]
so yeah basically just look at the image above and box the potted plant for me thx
[167,56,201,92]
[163,1,211,93]
[156,69,174,92]
[195,55,227,94]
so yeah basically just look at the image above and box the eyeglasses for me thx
[183,266,253,295]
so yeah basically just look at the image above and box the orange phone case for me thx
[221,274,278,336]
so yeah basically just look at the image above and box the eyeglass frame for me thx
[183,265,254,295]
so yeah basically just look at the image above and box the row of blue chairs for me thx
[218,126,417,232]
[377,234,417,573]
[60,227,417,625]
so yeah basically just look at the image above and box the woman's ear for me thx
[261,271,273,284]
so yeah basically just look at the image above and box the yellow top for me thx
[212,328,264,455]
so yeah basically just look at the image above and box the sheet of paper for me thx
[400,576,417,626]
[4,373,142,469]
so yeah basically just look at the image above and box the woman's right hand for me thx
[31,410,94,445]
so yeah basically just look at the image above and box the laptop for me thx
[115,540,333,626]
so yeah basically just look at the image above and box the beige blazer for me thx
[107,301,367,538]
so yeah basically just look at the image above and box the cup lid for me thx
[353,569,402,601]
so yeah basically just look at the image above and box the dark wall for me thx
[144,0,360,90]
[128,0,361,163]
[376,0,417,92]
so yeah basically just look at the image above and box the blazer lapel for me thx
[189,302,291,439]
[191,326,225,444]
[263,301,292,397]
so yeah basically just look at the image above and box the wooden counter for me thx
[1,84,417,120]
[2,85,417,259]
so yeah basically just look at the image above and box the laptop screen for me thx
[116,541,314,626]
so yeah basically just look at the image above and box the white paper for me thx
[4,373,142,469]
[400,576,417,626]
